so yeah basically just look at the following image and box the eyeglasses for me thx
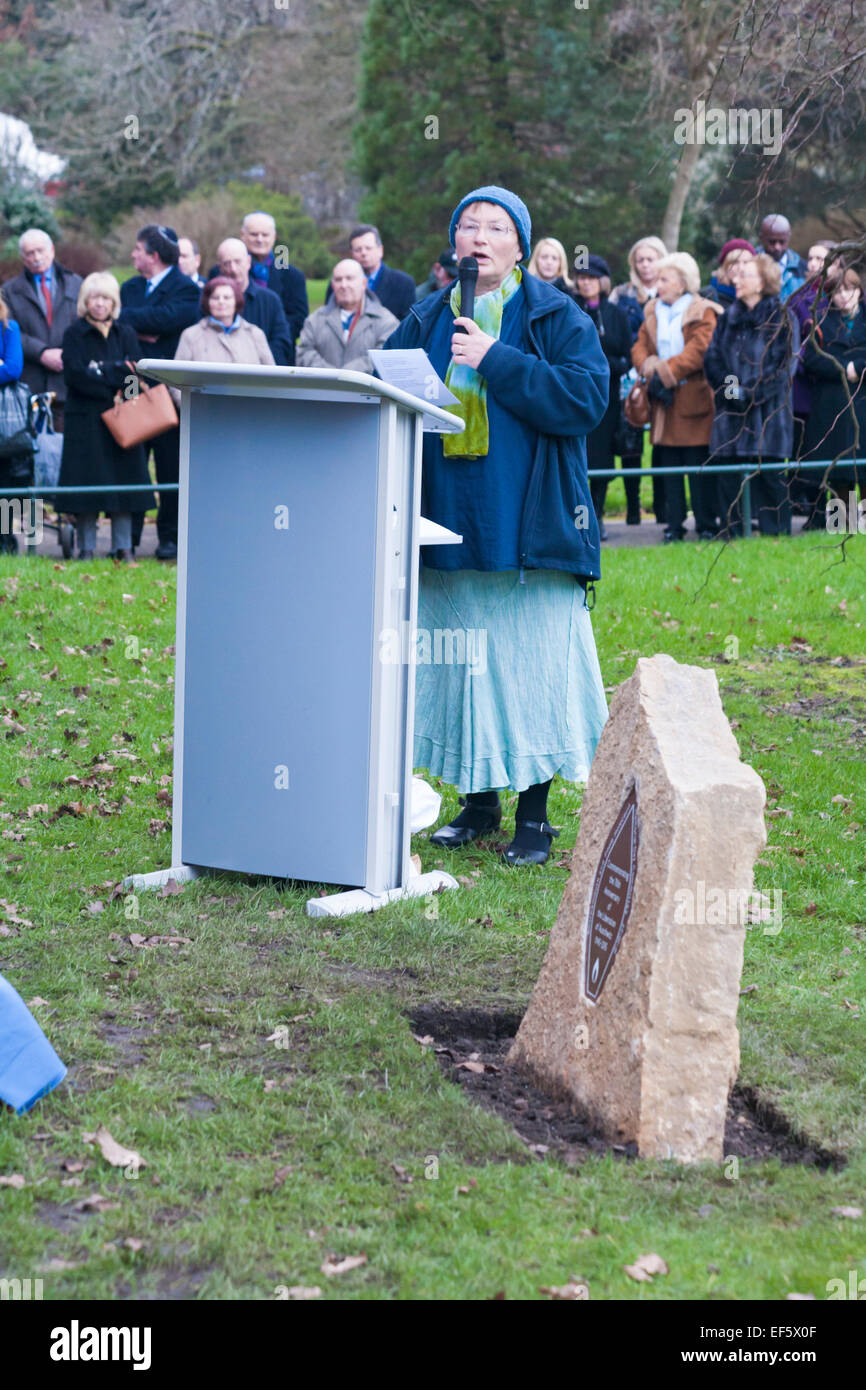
[456,220,515,240]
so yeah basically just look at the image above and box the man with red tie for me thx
[3,228,82,432]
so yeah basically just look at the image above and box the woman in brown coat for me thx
[172,277,274,384]
[632,252,723,541]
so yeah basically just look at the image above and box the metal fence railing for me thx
[0,458,859,541]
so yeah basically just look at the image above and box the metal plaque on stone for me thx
[583,785,639,1003]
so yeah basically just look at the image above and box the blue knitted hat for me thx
[449,186,532,261]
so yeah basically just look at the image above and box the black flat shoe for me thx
[503,819,560,867]
[429,795,502,848]
[77,550,95,560]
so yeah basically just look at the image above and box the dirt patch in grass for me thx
[180,1095,218,1114]
[114,1263,216,1300]
[36,1199,97,1232]
[97,1022,153,1065]
[325,962,419,987]
[767,695,865,720]
[410,1005,844,1170]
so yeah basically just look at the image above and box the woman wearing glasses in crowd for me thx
[383,186,609,867]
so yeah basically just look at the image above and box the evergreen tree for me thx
[354,0,675,281]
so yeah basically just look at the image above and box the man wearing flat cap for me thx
[415,248,459,301]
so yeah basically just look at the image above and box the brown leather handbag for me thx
[101,362,178,448]
[624,376,651,429]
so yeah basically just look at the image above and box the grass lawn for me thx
[0,533,864,1301]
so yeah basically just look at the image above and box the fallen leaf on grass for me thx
[27,996,50,1008]
[82,1127,146,1172]
[282,1285,322,1300]
[128,933,191,949]
[266,909,286,920]
[455,1177,479,1195]
[86,900,104,915]
[0,899,32,926]
[73,1193,120,1212]
[539,1280,589,1300]
[624,1252,669,1283]
[412,1034,434,1048]
[455,1059,501,1074]
[0,1174,26,1188]
[273,1165,294,1186]
[391,1162,413,1183]
[39,1257,81,1272]
[123,1237,144,1252]
[831,795,854,811]
[320,1253,367,1277]
[830,1205,862,1219]
[157,878,182,897]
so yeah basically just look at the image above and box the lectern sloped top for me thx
[137,360,466,434]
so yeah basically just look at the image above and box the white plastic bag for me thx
[410,776,441,833]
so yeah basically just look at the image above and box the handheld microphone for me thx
[455,256,478,333]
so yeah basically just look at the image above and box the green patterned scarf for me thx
[443,265,523,458]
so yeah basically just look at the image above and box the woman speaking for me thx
[384,186,610,866]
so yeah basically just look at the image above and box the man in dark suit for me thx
[119,224,200,559]
[214,239,293,366]
[3,229,82,431]
[240,211,308,354]
[349,224,416,323]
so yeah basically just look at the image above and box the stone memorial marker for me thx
[509,654,767,1163]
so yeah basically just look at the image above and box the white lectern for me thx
[123,363,464,916]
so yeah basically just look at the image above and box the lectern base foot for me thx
[123,864,203,891]
[306,869,459,919]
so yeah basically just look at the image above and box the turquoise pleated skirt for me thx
[413,567,608,793]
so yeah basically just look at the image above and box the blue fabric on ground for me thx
[0,973,66,1114]
[413,567,608,793]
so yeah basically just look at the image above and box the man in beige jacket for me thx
[296,260,398,373]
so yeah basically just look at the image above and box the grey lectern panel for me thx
[180,392,380,882]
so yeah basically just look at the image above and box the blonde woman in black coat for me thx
[59,273,155,560]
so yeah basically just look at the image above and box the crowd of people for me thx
[0,207,863,558]
[525,217,865,541]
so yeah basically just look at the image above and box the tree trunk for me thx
[662,137,703,252]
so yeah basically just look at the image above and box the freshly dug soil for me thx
[410,1004,843,1170]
